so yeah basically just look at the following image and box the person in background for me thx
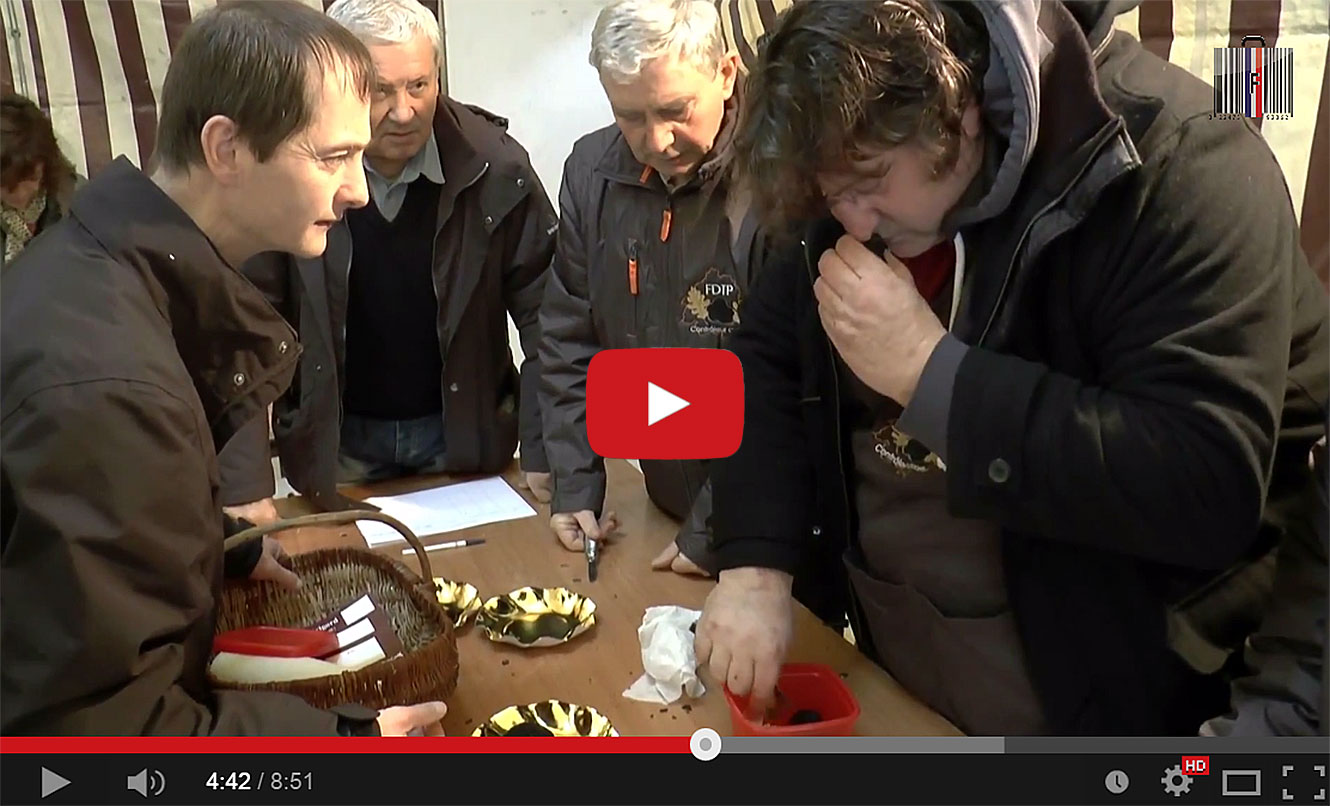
[1,91,78,267]
[539,0,779,586]
[697,0,1328,735]
[218,0,558,523]
[1,0,444,736]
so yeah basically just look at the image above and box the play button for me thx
[41,768,71,798]
[587,348,744,460]
[646,381,690,426]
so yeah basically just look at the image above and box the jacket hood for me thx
[949,0,1137,230]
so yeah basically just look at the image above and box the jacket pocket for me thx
[842,552,944,715]
[843,551,1046,735]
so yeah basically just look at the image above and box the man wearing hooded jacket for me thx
[696,0,1329,735]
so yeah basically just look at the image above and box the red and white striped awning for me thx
[1,0,1325,284]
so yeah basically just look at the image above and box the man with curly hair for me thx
[698,0,1328,735]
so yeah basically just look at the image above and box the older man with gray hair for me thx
[220,0,558,518]
[538,0,843,624]
[539,0,744,578]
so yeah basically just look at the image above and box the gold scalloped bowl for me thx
[471,700,618,737]
[433,578,481,628]
[476,586,596,647]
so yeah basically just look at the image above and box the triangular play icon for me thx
[647,381,690,426]
[42,768,71,799]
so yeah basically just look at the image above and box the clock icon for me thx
[1106,770,1131,795]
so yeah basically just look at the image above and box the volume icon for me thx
[126,768,166,798]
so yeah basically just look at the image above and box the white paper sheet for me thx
[356,477,536,547]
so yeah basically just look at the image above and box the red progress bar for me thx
[0,737,691,754]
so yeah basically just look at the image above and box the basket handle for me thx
[223,510,434,581]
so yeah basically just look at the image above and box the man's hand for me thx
[651,540,709,577]
[521,471,553,504]
[550,509,620,551]
[223,497,280,525]
[814,235,947,405]
[376,701,447,736]
[250,536,301,591]
[694,567,794,715]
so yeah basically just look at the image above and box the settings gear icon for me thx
[1161,764,1194,797]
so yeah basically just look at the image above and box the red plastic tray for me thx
[212,626,339,658]
[724,662,861,736]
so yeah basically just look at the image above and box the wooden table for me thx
[274,459,960,738]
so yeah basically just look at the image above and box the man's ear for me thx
[961,101,983,140]
[198,114,243,184]
[719,52,741,99]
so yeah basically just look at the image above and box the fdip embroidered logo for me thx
[682,268,742,335]
[873,420,944,476]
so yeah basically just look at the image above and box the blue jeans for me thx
[337,412,447,484]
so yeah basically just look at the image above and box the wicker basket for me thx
[212,511,458,711]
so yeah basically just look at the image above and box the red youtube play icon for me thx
[587,348,743,460]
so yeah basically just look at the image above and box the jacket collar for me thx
[955,2,1140,346]
[694,86,741,187]
[1022,2,1126,198]
[432,96,507,201]
[1063,0,1139,55]
[68,157,299,444]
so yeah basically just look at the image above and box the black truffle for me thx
[788,710,823,725]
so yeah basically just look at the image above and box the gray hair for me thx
[326,0,443,70]
[590,0,726,82]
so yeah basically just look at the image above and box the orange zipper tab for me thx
[659,208,673,242]
[627,241,639,296]
[638,165,653,184]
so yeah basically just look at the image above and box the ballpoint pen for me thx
[401,538,486,555]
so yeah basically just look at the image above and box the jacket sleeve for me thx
[538,155,606,515]
[0,380,347,735]
[501,162,559,475]
[709,242,816,575]
[1199,460,1327,736]
[216,416,274,506]
[945,117,1311,570]
[221,513,264,579]
[216,252,293,506]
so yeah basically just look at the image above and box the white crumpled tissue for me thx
[622,605,705,704]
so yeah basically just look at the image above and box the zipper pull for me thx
[659,208,673,243]
[627,240,639,296]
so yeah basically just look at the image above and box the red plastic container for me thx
[724,662,861,736]
[212,626,339,658]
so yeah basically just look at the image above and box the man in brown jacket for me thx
[218,0,557,520]
[0,1,443,736]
